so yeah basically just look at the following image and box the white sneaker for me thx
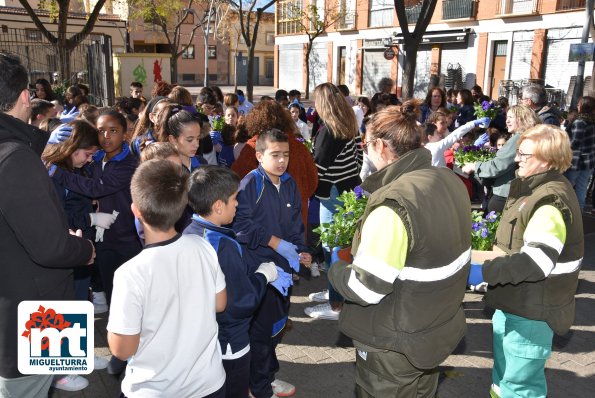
[310,262,320,277]
[308,289,329,302]
[304,302,340,320]
[52,375,89,391]
[92,291,108,314]
[94,355,109,370]
[271,379,295,397]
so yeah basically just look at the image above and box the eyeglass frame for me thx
[361,137,377,154]
[515,149,534,161]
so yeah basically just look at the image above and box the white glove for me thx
[255,262,279,283]
[90,212,118,229]
[95,226,105,242]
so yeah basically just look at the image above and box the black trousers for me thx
[223,352,251,398]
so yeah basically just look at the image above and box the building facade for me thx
[275,0,591,106]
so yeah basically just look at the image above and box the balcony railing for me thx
[337,13,356,30]
[405,3,422,24]
[496,0,539,15]
[557,0,586,10]
[442,0,477,20]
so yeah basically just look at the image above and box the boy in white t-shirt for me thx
[107,159,227,398]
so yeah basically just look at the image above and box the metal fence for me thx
[0,27,114,106]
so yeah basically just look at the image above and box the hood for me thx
[0,112,49,156]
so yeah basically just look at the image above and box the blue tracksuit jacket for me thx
[184,215,268,356]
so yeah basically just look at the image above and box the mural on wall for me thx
[153,60,162,82]
[133,63,147,85]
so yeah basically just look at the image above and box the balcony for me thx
[557,0,586,10]
[405,3,422,24]
[337,13,356,30]
[496,0,539,16]
[442,0,477,20]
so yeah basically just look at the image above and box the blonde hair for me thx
[507,104,541,133]
[519,124,571,172]
[427,110,447,124]
[140,142,180,163]
[313,83,358,140]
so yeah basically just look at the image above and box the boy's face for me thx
[217,191,239,225]
[256,140,290,182]
[130,86,143,98]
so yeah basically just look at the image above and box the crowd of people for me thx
[0,50,590,398]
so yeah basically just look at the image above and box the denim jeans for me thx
[565,169,592,209]
[319,185,344,303]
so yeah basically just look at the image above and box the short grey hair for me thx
[522,85,547,106]
[377,77,395,93]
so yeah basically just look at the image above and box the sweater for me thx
[474,133,520,197]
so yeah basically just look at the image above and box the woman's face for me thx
[456,93,463,105]
[431,90,442,108]
[169,122,200,159]
[515,139,549,178]
[70,147,97,168]
[36,84,46,99]
[289,107,300,121]
[225,108,238,126]
[365,133,389,171]
[506,111,519,133]
[358,102,369,115]
[496,137,507,150]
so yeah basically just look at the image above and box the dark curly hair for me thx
[244,100,297,138]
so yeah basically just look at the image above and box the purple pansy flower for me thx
[481,101,491,111]
[480,228,489,239]
[354,185,364,199]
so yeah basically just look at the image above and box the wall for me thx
[113,53,171,97]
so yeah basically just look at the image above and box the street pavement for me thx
[51,214,595,398]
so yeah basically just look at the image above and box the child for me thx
[129,81,144,99]
[42,120,111,391]
[157,106,203,172]
[289,103,310,140]
[30,99,55,127]
[185,165,280,398]
[107,159,227,397]
[129,96,169,158]
[232,129,311,398]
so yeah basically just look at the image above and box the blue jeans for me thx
[565,169,592,209]
[319,185,344,304]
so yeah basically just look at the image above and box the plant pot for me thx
[338,247,353,263]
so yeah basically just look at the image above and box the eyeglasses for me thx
[361,138,377,154]
[516,149,533,161]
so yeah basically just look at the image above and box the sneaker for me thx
[308,289,329,302]
[310,262,320,277]
[94,355,109,370]
[92,291,108,314]
[271,379,295,397]
[304,302,340,320]
[52,375,89,391]
[107,356,127,375]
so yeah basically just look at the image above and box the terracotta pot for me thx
[337,247,353,263]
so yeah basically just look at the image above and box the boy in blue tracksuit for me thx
[183,166,280,398]
[232,129,311,398]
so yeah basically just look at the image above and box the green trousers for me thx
[491,310,553,398]
[354,347,438,398]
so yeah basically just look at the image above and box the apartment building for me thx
[275,0,591,103]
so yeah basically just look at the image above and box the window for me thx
[208,45,217,59]
[26,29,42,41]
[266,32,275,46]
[265,57,274,79]
[337,0,356,30]
[369,0,393,28]
[497,0,538,15]
[182,45,195,59]
[277,0,302,35]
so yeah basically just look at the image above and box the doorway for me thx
[338,46,346,86]
[490,41,507,99]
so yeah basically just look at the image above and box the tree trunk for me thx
[304,43,312,99]
[401,39,419,100]
[246,43,256,102]
[57,45,72,85]
[171,55,178,84]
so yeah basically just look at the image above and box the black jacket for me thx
[0,112,93,378]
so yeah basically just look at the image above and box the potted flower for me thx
[473,100,500,128]
[454,145,497,168]
[313,186,367,261]
[470,210,506,264]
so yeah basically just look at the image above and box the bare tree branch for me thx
[16,0,57,44]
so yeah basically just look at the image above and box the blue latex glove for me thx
[473,132,490,147]
[270,267,292,296]
[467,263,484,286]
[331,246,341,264]
[275,239,300,272]
[48,124,72,144]
[60,107,79,123]
[210,131,223,146]
[473,117,491,128]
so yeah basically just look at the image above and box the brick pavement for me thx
[51,218,595,398]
